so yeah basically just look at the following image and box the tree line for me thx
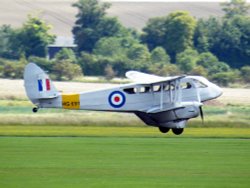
[0,0,250,86]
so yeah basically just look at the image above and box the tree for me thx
[241,66,250,82]
[221,0,250,18]
[150,47,170,64]
[12,15,55,58]
[53,48,82,80]
[104,64,116,80]
[0,25,15,59]
[142,11,196,62]
[54,48,76,62]
[210,15,250,68]
[197,52,230,75]
[176,48,199,73]
[93,37,126,57]
[53,60,83,81]
[1,59,26,79]
[211,70,240,86]
[193,19,210,53]
[141,17,166,51]
[72,0,126,53]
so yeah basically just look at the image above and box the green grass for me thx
[0,136,249,188]
[1,99,250,128]
[0,126,250,138]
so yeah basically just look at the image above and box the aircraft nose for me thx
[213,84,223,98]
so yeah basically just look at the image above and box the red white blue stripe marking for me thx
[38,79,51,92]
[108,91,126,108]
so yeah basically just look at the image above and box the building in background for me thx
[47,36,77,59]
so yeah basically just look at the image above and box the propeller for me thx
[199,106,204,124]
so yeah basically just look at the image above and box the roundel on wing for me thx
[108,91,126,108]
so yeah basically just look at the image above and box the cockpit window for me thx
[192,79,207,88]
[180,82,192,89]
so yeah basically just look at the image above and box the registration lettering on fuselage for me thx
[62,94,80,109]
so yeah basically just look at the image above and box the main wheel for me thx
[32,107,38,113]
[172,128,184,135]
[159,127,170,134]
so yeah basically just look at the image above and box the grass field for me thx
[0,136,250,188]
[1,79,250,187]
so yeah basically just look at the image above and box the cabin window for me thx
[138,86,151,93]
[192,79,207,88]
[124,88,136,94]
[163,84,170,91]
[153,84,174,92]
[124,86,151,94]
[153,85,161,92]
[181,82,192,89]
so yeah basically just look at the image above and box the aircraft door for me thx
[180,78,200,102]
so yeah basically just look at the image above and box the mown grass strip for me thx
[0,137,250,188]
[0,126,249,138]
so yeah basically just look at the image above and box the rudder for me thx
[24,63,59,105]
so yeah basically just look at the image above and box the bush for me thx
[241,66,250,82]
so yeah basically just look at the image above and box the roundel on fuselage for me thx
[108,91,126,108]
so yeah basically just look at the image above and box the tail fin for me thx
[24,63,59,105]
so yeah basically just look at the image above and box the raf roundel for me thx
[108,91,126,108]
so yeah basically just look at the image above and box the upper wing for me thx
[125,71,185,84]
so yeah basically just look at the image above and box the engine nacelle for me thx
[135,105,200,128]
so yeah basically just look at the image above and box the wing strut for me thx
[160,83,163,109]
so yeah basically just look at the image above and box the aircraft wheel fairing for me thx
[172,128,184,135]
[159,127,170,133]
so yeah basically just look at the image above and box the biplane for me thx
[24,63,222,135]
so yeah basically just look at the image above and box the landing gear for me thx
[158,127,184,135]
[32,107,39,113]
[172,128,184,135]
[159,127,170,133]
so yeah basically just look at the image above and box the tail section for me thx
[24,63,59,105]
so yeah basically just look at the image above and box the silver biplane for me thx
[24,63,222,135]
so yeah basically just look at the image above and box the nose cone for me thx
[212,84,223,99]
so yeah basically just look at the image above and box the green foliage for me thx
[0,25,15,59]
[127,44,150,64]
[197,52,231,75]
[150,47,170,64]
[240,66,250,82]
[54,48,76,62]
[176,48,199,72]
[0,0,250,86]
[0,136,250,187]
[212,70,240,86]
[12,15,55,58]
[28,56,54,72]
[93,37,129,57]
[142,11,196,61]
[104,64,116,80]
[53,48,82,81]
[53,60,82,81]
[212,16,250,67]
[0,59,26,79]
[190,65,208,77]
[72,0,127,53]
[141,17,166,51]
[79,36,152,76]
[221,0,250,18]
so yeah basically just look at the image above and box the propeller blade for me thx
[199,106,204,124]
